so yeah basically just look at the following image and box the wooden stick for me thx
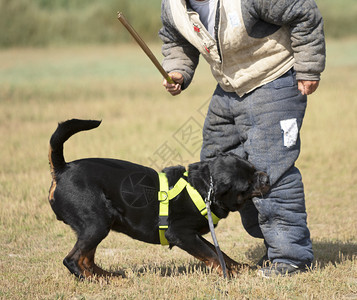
[118,12,174,84]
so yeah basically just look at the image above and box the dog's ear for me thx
[211,154,253,195]
[162,165,186,187]
[187,161,210,196]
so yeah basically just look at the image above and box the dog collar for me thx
[158,171,220,246]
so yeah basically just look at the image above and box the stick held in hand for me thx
[118,12,174,84]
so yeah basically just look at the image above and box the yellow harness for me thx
[158,171,220,245]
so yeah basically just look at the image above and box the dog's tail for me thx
[49,119,101,175]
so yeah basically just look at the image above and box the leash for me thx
[205,175,228,279]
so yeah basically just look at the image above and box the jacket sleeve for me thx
[249,0,326,81]
[159,0,200,89]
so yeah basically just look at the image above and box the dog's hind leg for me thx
[63,242,88,279]
[63,225,111,279]
[81,247,118,277]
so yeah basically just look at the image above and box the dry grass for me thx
[0,40,356,299]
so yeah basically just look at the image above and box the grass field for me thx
[0,39,356,299]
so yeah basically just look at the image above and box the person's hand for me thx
[163,72,184,96]
[298,80,320,95]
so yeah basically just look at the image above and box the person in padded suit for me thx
[160,0,325,277]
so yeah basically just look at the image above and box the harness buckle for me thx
[158,191,168,201]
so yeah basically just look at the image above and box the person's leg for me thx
[253,167,313,267]
[201,85,263,239]
[239,199,264,238]
[234,69,313,268]
[200,85,246,161]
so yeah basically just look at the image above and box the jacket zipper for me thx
[214,0,223,63]
[186,0,222,63]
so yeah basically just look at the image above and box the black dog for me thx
[48,119,270,279]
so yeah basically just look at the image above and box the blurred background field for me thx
[0,0,356,299]
[0,0,356,47]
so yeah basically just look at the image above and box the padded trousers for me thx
[200,69,313,267]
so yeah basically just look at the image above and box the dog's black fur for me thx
[48,119,270,279]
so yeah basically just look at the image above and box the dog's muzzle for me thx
[253,171,270,196]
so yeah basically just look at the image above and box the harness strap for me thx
[158,173,187,245]
[183,171,220,225]
[158,173,169,245]
[186,182,220,225]
[158,172,220,246]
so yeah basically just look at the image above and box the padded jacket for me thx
[159,0,326,96]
